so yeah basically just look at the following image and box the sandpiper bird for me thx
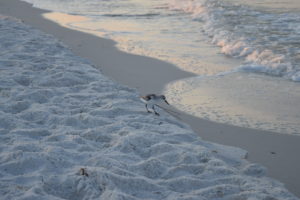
[140,94,169,116]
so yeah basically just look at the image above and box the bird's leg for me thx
[152,105,160,116]
[145,104,151,113]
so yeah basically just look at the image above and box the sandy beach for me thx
[1,0,300,198]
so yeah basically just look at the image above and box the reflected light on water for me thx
[43,11,241,76]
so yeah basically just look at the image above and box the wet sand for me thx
[1,0,299,197]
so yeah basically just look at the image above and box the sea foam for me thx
[168,0,300,81]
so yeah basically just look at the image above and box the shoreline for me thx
[1,0,300,197]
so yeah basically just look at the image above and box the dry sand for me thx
[1,0,300,197]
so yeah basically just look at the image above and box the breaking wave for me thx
[168,0,300,81]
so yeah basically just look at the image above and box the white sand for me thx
[0,13,298,200]
[0,0,300,199]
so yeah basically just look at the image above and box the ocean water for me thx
[22,0,300,134]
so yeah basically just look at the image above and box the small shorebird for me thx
[140,94,169,116]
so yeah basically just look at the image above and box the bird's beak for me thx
[165,100,170,105]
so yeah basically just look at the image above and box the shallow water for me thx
[23,0,300,134]
[165,73,300,134]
